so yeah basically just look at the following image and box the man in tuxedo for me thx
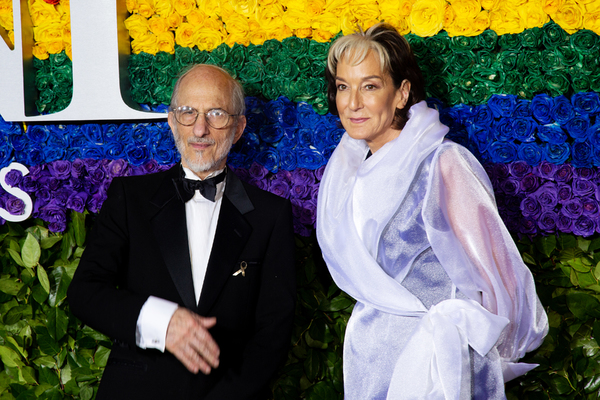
[67,65,296,399]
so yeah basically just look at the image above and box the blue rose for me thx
[297,128,314,148]
[587,123,600,148]
[296,146,325,169]
[152,139,178,164]
[26,145,45,166]
[550,95,575,125]
[571,141,593,168]
[538,124,567,144]
[81,123,105,145]
[512,117,537,142]
[0,142,12,168]
[47,129,69,148]
[256,148,280,173]
[297,102,321,129]
[81,145,105,160]
[543,142,570,164]
[43,147,66,163]
[264,97,297,128]
[125,143,150,166]
[0,116,23,135]
[488,94,517,118]
[468,126,493,154]
[105,142,125,158]
[245,96,264,113]
[517,142,542,165]
[104,123,129,143]
[9,133,28,152]
[565,115,590,142]
[472,104,494,128]
[279,148,297,171]
[278,128,299,149]
[259,124,284,144]
[26,125,49,144]
[514,100,532,117]
[493,118,514,142]
[245,111,267,134]
[488,141,517,163]
[531,93,554,124]
[311,122,340,152]
[131,124,149,144]
[572,91,600,115]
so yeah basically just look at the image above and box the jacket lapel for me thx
[149,165,197,311]
[197,172,254,315]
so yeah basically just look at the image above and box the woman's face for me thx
[335,50,410,153]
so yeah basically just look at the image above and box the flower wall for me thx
[2,0,600,399]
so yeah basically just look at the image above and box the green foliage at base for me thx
[2,213,600,399]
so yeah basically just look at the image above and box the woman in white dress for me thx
[316,23,549,399]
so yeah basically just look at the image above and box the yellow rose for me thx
[255,3,285,31]
[156,31,175,52]
[379,0,413,17]
[193,26,223,51]
[282,9,311,30]
[446,16,485,36]
[542,0,563,14]
[62,23,71,43]
[196,0,221,15]
[448,0,481,19]
[126,0,139,13]
[258,0,278,5]
[125,14,150,40]
[248,20,267,44]
[132,34,159,54]
[409,0,446,36]
[312,28,335,42]
[473,9,490,31]
[204,16,224,30]
[312,11,341,34]
[149,16,169,34]
[223,12,250,38]
[174,21,195,47]
[306,0,326,17]
[294,27,313,38]
[340,10,358,35]
[552,0,584,32]
[154,0,173,16]
[174,0,196,16]
[380,12,411,34]
[584,0,600,12]
[64,41,71,59]
[229,0,257,17]
[167,11,184,28]
[186,9,207,26]
[351,1,380,25]
[46,40,63,54]
[33,21,63,43]
[266,24,292,40]
[444,4,456,26]
[32,42,49,60]
[324,0,351,15]
[489,5,525,34]
[517,1,550,28]
[583,11,600,33]
[137,0,155,18]
[28,0,61,25]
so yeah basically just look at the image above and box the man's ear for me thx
[233,115,246,145]
[168,112,176,134]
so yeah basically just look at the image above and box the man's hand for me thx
[165,308,220,374]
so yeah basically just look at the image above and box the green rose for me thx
[426,76,449,100]
[469,83,491,105]
[457,69,476,91]
[305,77,325,97]
[174,46,195,69]
[571,72,591,92]
[311,95,329,116]
[50,51,70,68]
[153,68,173,87]
[504,70,521,95]
[243,82,262,97]
[210,43,229,64]
[540,49,564,71]
[570,30,599,56]
[521,75,545,98]
[309,60,326,78]
[282,36,309,58]
[581,53,599,74]
[262,78,281,100]
[226,43,247,72]
[449,35,477,52]
[33,57,50,73]
[279,58,300,81]
[263,39,282,55]
[153,84,173,105]
[447,52,475,72]
[590,73,600,92]
[53,64,72,87]
[130,67,154,102]
[475,50,494,68]
[238,60,265,84]
[472,67,505,90]
[52,88,72,113]
[308,41,329,61]
[154,51,173,71]
[247,43,267,61]
[447,87,467,106]
[427,33,451,56]
[35,70,55,92]
[264,56,283,77]
[406,34,427,59]
[545,70,570,96]
[35,88,55,113]
[521,28,541,48]
[496,51,519,71]
[477,29,498,51]
[517,51,542,74]
[296,55,312,73]
[193,50,210,64]
[542,21,568,50]
[498,34,522,51]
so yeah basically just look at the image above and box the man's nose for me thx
[192,114,209,136]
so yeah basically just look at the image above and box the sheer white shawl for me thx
[316,101,548,399]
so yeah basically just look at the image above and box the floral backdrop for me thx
[2,0,600,399]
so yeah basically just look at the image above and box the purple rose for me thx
[554,164,573,183]
[290,184,311,200]
[556,211,573,233]
[500,178,520,195]
[293,221,311,237]
[520,196,542,218]
[574,167,596,180]
[537,210,557,233]
[72,159,87,178]
[557,183,573,203]
[269,178,290,199]
[4,196,25,215]
[40,206,67,232]
[520,175,540,193]
[4,169,23,187]
[107,159,130,178]
[573,215,596,237]
[572,178,596,197]
[50,189,72,208]
[509,161,532,178]
[66,191,89,213]
[89,167,107,186]
[248,162,268,180]
[47,160,72,180]
[232,167,250,183]
[248,178,269,191]
[534,183,558,210]
[20,176,40,193]
[39,176,61,191]
[562,198,583,218]
[83,158,101,171]
[519,217,537,235]
[492,163,511,180]
[582,197,599,216]
[87,192,106,214]
[534,161,557,180]
[292,169,315,186]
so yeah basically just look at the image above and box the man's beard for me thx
[173,128,235,174]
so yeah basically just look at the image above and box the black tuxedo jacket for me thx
[68,164,296,400]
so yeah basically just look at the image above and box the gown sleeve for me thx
[422,142,548,381]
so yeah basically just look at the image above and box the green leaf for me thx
[37,266,50,295]
[522,252,536,265]
[568,258,592,273]
[38,367,59,387]
[7,248,25,267]
[32,284,49,305]
[0,345,23,368]
[0,278,24,296]
[71,211,87,248]
[566,292,600,320]
[40,236,62,250]
[578,237,592,252]
[79,386,93,400]
[46,308,68,342]
[322,296,354,312]
[37,388,64,400]
[93,346,110,368]
[48,267,71,307]
[549,375,573,395]
[21,233,41,269]
[536,235,557,258]
[305,331,327,350]
[36,328,61,356]
[305,381,339,400]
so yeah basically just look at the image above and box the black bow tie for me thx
[173,170,226,202]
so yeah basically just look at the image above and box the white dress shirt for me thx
[136,167,225,351]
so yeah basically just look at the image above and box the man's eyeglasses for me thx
[169,106,239,129]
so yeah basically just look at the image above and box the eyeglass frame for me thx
[168,105,240,129]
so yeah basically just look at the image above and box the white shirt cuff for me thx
[136,296,179,352]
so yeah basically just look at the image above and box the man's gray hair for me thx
[170,64,246,115]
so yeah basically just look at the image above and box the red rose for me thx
[42,0,60,4]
